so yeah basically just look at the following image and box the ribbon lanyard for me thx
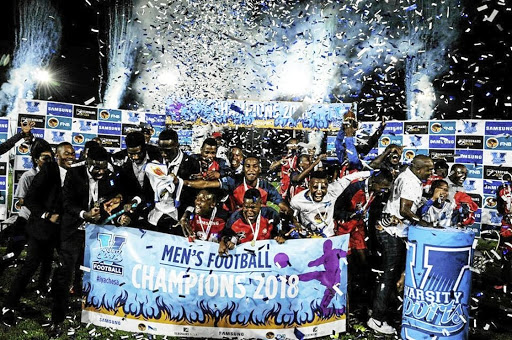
[249,212,261,247]
[197,207,217,240]
[244,178,259,191]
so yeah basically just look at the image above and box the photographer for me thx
[0,119,34,155]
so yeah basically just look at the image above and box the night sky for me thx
[0,0,511,121]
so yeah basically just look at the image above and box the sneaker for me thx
[367,317,396,334]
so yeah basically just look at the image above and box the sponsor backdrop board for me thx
[7,100,512,232]
[82,225,349,339]
[0,117,9,220]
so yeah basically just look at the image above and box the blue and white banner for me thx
[402,226,475,340]
[82,225,349,339]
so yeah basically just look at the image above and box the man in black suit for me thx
[1,140,60,325]
[49,145,122,335]
[118,131,160,224]
[145,129,199,234]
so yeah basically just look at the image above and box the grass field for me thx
[0,237,511,340]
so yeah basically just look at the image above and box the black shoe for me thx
[47,322,63,338]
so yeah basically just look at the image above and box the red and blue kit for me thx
[189,208,229,243]
[224,206,281,245]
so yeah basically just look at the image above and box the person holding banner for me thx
[367,155,434,335]
[218,188,285,255]
[49,145,124,337]
[178,189,229,242]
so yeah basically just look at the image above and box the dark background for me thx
[0,0,511,120]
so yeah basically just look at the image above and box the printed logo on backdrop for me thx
[488,151,507,165]
[485,136,512,150]
[454,150,483,164]
[483,180,502,195]
[402,149,428,163]
[45,130,73,144]
[474,209,482,223]
[429,149,455,163]
[485,121,512,136]
[459,121,479,134]
[145,113,166,127]
[468,193,483,208]
[46,116,72,130]
[0,178,6,190]
[16,143,30,155]
[465,164,483,179]
[98,122,122,135]
[123,111,144,124]
[0,133,7,144]
[383,121,403,135]
[92,233,126,276]
[121,124,140,136]
[25,128,45,139]
[72,132,97,146]
[17,156,33,170]
[47,102,73,117]
[0,163,6,176]
[97,135,121,149]
[456,136,484,149]
[429,122,456,135]
[74,105,98,120]
[483,165,512,181]
[379,135,403,148]
[73,119,98,134]
[18,114,46,129]
[404,122,429,134]
[428,135,456,149]
[24,101,42,113]
[98,109,122,122]
[0,120,8,133]
[403,243,472,337]
[404,135,428,148]
[483,195,498,209]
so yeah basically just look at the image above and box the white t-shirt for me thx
[290,171,370,237]
[382,167,423,237]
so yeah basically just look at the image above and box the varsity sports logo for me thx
[92,233,127,276]
[403,243,472,337]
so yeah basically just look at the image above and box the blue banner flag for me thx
[82,225,349,338]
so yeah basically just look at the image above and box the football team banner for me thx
[402,226,475,340]
[81,224,349,339]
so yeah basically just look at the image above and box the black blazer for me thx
[60,165,121,242]
[118,153,161,219]
[24,162,63,241]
